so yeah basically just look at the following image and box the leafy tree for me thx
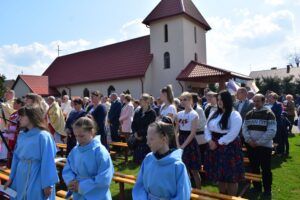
[259,76,281,94]
[208,83,218,92]
[281,75,295,95]
[0,74,6,99]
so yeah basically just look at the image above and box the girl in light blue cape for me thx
[133,117,191,200]
[63,117,114,200]
[4,105,59,200]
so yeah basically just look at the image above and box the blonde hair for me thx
[180,91,192,100]
[141,93,151,105]
[286,94,293,101]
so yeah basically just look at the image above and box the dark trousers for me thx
[110,123,120,142]
[97,131,109,150]
[247,145,272,192]
[199,143,207,165]
[282,132,289,154]
[287,115,294,133]
[274,129,284,154]
[66,134,77,156]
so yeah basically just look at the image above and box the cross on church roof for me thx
[57,45,62,57]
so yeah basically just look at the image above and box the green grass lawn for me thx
[110,134,300,200]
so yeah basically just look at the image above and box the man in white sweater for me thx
[242,94,277,198]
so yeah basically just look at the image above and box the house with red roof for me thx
[12,75,59,97]
[43,0,251,98]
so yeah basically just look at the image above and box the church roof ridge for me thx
[143,0,211,31]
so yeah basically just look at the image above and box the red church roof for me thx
[143,0,211,31]
[12,75,58,96]
[43,36,153,87]
[177,61,252,81]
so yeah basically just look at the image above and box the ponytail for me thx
[161,85,174,104]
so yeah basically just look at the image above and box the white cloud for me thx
[206,10,297,75]
[264,0,300,6]
[0,39,91,79]
[0,18,150,80]
[233,8,250,17]
[120,18,149,40]
[264,0,285,6]
[99,38,118,46]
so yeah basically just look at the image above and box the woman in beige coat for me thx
[119,95,134,139]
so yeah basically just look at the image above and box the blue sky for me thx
[0,0,299,79]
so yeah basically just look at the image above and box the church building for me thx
[43,0,251,98]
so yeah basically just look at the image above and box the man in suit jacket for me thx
[235,87,254,120]
[235,87,254,144]
[108,93,122,142]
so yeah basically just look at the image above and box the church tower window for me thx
[164,24,168,42]
[194,26,197,43]
[164,52,170,69]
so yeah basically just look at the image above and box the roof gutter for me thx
[178,81,184,93]
[140,78,144,94]
[64,86,72,97]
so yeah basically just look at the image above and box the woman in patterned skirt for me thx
[204,90,244,195]
[176,92,202,189]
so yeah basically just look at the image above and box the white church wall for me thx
[182,17,207,65]
[143,63,155,96]
[149,16,186,98]
[13,79,31,98]
[147,15,208,98]
[57,78,143,99]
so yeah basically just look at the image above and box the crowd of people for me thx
[0,85,297,199]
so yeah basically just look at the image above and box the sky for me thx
[0,0,299,80]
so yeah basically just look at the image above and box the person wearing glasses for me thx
[133,117,191,200]
[204,90,244,196]
[176,92,202,189]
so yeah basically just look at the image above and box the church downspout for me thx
[65,86,72,97]
[140,78,144,94]
[178,81,184,92]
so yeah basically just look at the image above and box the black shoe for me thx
[262,191,272,199]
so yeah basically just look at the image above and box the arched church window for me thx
[123,89,131,94]
[107,85,116,96]
[164,52,170,69]
[83,88,90,97]
[61,89,67,97]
